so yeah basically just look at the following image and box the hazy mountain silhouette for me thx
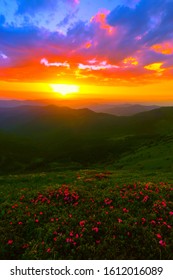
[0,99,160,116]
[91,104,160,116]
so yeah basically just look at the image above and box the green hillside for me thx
[0,106,173,173]
[1,106,173,260]
[113,135,173,171]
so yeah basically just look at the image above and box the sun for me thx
[50,84,79,96]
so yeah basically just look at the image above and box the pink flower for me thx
[92,227,99,233]
[159,240,166,247]
[156,234,162,239]
[35,219,39,223]
[12,204,18,209]
[73,202,78,206]
[104,198,112,205]
[18,221,23,225]
[161,201,167,207]
[141,217,146,224]
[169,211,173,216]
[79,220,85,227]
[7,240,13,245]
[118,218,123,223]
[96,240,100,244]
[46,248,51,253]
[151,220,156,225]
[66,238,73,243]
[123,208,129,213]
[69,231,74,237]
[142,195,149,202]
[22,244,29,249]
[50,218,54,222]
[53,237,57,242]
[39,212,43,215]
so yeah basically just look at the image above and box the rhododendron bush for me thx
[0,171,173,259]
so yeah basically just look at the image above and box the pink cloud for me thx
[78,60,119,71]
[40,58,70,68]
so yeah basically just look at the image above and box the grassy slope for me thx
[112,135,173,171]
[0,107,173,259]
[0,106,173,173]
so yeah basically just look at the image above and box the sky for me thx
[1,0,173,103]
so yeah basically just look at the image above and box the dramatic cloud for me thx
[0,0,173,85]
[107,0,172,47]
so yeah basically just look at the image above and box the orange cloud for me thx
[90,11,114,34]
[151,42,173,55]
[144,62,165,73]
[85,41,92,48]
[123,57,138,66]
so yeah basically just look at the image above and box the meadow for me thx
[0,105,173,259]
[0,169,173,260]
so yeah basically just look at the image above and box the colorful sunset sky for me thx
[1,0,173,103]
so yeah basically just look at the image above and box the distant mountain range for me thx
[91,104,160,116]
[0,99,160,116]
[0,104,173,173]
[0,99,48,108]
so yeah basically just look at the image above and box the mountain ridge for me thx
[0,99,162,116]
[0,105,173,173]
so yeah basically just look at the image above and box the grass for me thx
[1,105,173,260]
[113,137,173,171]
[0,169,173,260]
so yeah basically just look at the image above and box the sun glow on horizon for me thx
[50,84,79,96]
